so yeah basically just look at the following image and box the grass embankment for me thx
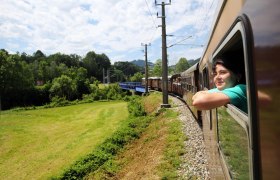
[0,92,186,179]
[0,101,128,180]
[86,92,187,179]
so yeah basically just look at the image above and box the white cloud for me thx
[0,0,218,63]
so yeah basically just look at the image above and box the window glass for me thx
[217,106,250,179]
[203,67,209,89]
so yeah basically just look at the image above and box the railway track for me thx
[170,96,211,179]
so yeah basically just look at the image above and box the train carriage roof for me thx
[181,63,199,76]
[170,73,180,80]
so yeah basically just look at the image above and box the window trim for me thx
[212,16,258,179]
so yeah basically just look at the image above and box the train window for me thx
[213,26,247,113]
[199,73,203,90]
[217,106,250,179]
[213,19,253,179]
[202,67,210,89]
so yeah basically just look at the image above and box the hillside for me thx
[188,58,200,66]
[130,58,199,70]
[131,59,154,68]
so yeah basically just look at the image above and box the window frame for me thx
[212,16,256,179]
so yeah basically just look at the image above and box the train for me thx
[143,0,280,179]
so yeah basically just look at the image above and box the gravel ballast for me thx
[170,96,210,179]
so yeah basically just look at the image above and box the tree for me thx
[0,53,34,93]
[74,67,90,98]
[82,51,98,78]
[175,57,190,73]
[0,50,10,95]
[152,59,162,76]
[20,52,33,63]
[48,53,80,68]
[130,72,144,82]
[49,75,76,100]
[110,69,125,82]
[0,51,35,109]
[113,61,141,81]
[82,51,111,81]
[33,50,46,61]
[95,53,111,81]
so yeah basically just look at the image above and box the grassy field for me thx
[0,101,128,180]
[86,92,186,179]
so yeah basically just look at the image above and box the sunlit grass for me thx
[86,92,186,179]
[0,101,128,180]
[218,107,249,179]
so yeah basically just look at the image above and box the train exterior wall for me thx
[181,65,201,120]
[200,0,245,71]
[198,0,246,179]
[198,0,280,179]
[151,78,160,90]
[243,0,280,179]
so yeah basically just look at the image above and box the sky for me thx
[0,0,218,65]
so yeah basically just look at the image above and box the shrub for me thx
[47,96,71,108]
[127,96,146,117]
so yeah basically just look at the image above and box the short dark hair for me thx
[213,52,246,84]
[213,52,244,75]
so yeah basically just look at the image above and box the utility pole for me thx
[107,69,110,84]
[141,43,151,94]
[103,68,110,84]
[103,68,105,84]
[156,0,171,108]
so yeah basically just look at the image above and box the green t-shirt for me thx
[208,84,247,113]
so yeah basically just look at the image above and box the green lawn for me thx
[0,101,128,180]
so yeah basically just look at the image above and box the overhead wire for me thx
[144,0,159,44]
[144,0,158,29]
[193,0,215,47]
[167,0,216,66]
[168,0,215,49]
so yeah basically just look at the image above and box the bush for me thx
[47,96,71,108]
[127,96,146,117]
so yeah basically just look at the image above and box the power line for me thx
[144,0,158,29]
[196,0,215,36]
[147,26,160,45]
[166,0,216,50]
[143,0,160,44]
[167,35,192,48]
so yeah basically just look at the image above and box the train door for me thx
[212,17,257,179]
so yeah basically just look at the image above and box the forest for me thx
[0,49,144,110]
[0,49,192,110]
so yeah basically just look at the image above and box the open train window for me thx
[212,23,247,113]
[213,19,254,179]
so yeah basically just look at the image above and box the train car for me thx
[170,74,182,96]
[158,76,171,92]
[142,77,153,90]
[195,0,280,179]
[167,75,172,92]
[150,77,161,90]
[181,63,201,121]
